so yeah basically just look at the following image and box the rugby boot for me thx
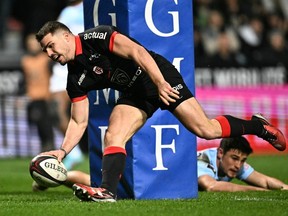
[252,113,286,151]
[72,183,116,202]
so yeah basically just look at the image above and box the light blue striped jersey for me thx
[197,147,254,181]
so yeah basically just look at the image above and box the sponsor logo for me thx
[89,53,101,61]
[93,66,103,75]
[83,31,107,40]
[172,83,183,91]
[110,69,130,85]
[127,67,142,87]
[44,162,67,175]
[78,70,87,85]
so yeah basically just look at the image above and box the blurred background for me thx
[0,0,287,157]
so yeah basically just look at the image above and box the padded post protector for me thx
[84,0,197,199]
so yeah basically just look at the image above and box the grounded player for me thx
[35,21,286,202]
[198,137,288,192]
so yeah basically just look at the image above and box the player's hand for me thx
[158,81,179,105]
[281,185,288,190]
[40,149,66,163]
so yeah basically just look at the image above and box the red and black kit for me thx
[66,25,193,117]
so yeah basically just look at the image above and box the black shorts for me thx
[117,85,193,118]
[116,55,194,118]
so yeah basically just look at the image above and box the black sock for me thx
[100,146,126,195]
[216,115,264,137]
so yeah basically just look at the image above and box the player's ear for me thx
[217,147,224,159]
[62,31,70,41]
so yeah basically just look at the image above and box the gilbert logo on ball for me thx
[29,155,67,187]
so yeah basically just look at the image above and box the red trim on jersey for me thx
[109,31,118,52]
[71,95,87,103]
[215,116,231,137]
[104,146,127,156]
[75,35,83,56]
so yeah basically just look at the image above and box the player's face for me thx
[218,149,248,178]
[40,31,73,65]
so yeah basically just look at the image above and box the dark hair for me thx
[35,21,72,42]
[220,137,253,155]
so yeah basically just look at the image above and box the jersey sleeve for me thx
[66,63,88,102]
[236,162,254,180]
[197,160,217,178]
[197,149,218,179]
[80,25,119,54]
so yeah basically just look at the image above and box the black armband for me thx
[59,147,68,159]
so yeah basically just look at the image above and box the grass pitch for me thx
[0,155,288,216]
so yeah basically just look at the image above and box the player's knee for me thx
[103,130,123,147]
[104,130,113,146]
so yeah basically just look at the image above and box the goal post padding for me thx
[84,0,197,199]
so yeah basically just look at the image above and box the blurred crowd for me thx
[0,0,68,51]
[0,0,87,165]
[1,0,288,70]
[194,0,288,69]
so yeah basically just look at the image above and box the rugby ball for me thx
[29,155,67,187]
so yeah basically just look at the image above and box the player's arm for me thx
[198,175,268,192]
[244,170,288,190]
[111,33,179,105]
[60,97,89,157]
[41,97,89,162]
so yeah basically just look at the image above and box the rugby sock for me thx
[101,146,126,196]
[216,115,263,137]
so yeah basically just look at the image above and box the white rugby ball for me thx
[29,155,67,187]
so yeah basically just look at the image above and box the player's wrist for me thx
[59,147,68,158]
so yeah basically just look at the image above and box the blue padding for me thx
[84,0,197,199]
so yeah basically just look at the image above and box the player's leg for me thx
[101,104,147,193]
[64,170,91,188]
[157,55,285,150]
[52,91,84,169]
[73,104,147,202]
[173,97,286,150]
[173,97,222,139]
[33,170,91,192]
[104,104,147,147]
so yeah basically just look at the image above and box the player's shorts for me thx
[116,53,194,118]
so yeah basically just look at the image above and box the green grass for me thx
[1,155,288,216]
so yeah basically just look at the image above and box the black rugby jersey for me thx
[66,25,161,102]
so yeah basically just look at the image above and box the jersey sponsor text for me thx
[83,32,107,40]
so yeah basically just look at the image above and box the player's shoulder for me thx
[197,147,217,161]
[80,25,118,41]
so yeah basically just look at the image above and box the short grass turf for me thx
[0,154,288,216]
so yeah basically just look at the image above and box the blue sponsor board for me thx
[84,0,197,199]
